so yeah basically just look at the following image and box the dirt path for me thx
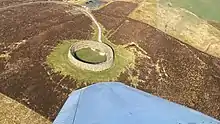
[76,6,102,42]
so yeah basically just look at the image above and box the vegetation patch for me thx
[74,47,107,64]
[0,93,51,124]
[46,24,135,82]
[129,0,220,58]
[159,0,220,22]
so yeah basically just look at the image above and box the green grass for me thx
[75,48,106,64]
[46,23,135,83]
[159,0,220,21]
[46,39,135,83]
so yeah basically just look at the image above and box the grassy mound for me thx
[47,39,134,82]
[46,23,135,82]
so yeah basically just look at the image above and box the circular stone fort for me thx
[68,40,114,71]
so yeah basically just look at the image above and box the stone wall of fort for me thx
[68,40,114,71]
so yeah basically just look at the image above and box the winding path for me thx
[76,6,102,42]
[0,1,102,42]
